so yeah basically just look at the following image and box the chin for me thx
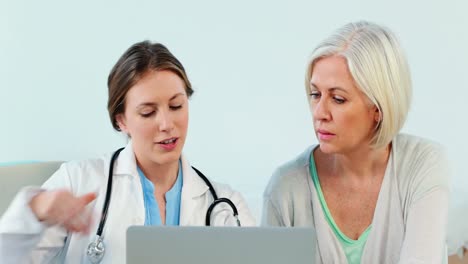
[161,153,181,164]
[318,143,341,154]
[152,150,181,165]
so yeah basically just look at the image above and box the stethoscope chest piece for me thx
[87,236,105,264]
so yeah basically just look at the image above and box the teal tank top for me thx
[309,152,371,264]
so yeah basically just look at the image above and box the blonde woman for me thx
[263,21,450,263]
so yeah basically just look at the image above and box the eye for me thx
[309,91,321,99]
[333,96,346,104]
[170,105,183,110]
[140,111,155,118]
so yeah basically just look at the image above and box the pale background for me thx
[1,0,467,251]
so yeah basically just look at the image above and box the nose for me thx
[312,98,331,122]
[157,110,174,132]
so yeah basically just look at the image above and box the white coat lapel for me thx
[179,155,210,226]
[109,141,145,225]
[113,141,138,177]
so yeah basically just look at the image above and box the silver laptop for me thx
[127,226,317,264]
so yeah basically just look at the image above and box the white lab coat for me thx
[0,142,256,263]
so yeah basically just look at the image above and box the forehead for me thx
[310,56,356,89]
[125,70,186,105]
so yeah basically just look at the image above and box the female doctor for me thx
[0,41,256,263]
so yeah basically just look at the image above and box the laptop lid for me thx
[127,226,316,264]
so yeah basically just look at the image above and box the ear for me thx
[373,107,381,123]
[115,113,129,133]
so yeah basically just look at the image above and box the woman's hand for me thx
[29,189,97,234]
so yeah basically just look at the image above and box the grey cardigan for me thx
[262,134,450,264]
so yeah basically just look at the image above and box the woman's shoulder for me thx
[393,133,447,167]
[393,133,450,198]
[394,133,445,153]
[264,145,315,199]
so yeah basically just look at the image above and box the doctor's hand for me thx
[29,189,97,233]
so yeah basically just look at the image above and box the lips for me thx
[156,137,179,151]
[157,137,177,144]
[317,129,335,140]
[317,129,334,136]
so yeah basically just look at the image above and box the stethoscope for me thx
[86,147,241,263]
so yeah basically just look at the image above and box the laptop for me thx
[127,226,317,264]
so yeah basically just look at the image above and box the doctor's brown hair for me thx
[107,41,194,131]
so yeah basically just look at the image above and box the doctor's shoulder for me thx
[42,152,112,193]
[209,181,242,201]
[209,181,257,226]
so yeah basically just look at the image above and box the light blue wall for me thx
[2,0,467,220]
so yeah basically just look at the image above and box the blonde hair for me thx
[305,21,412,149]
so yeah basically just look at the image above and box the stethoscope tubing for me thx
[88,147,241,263]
